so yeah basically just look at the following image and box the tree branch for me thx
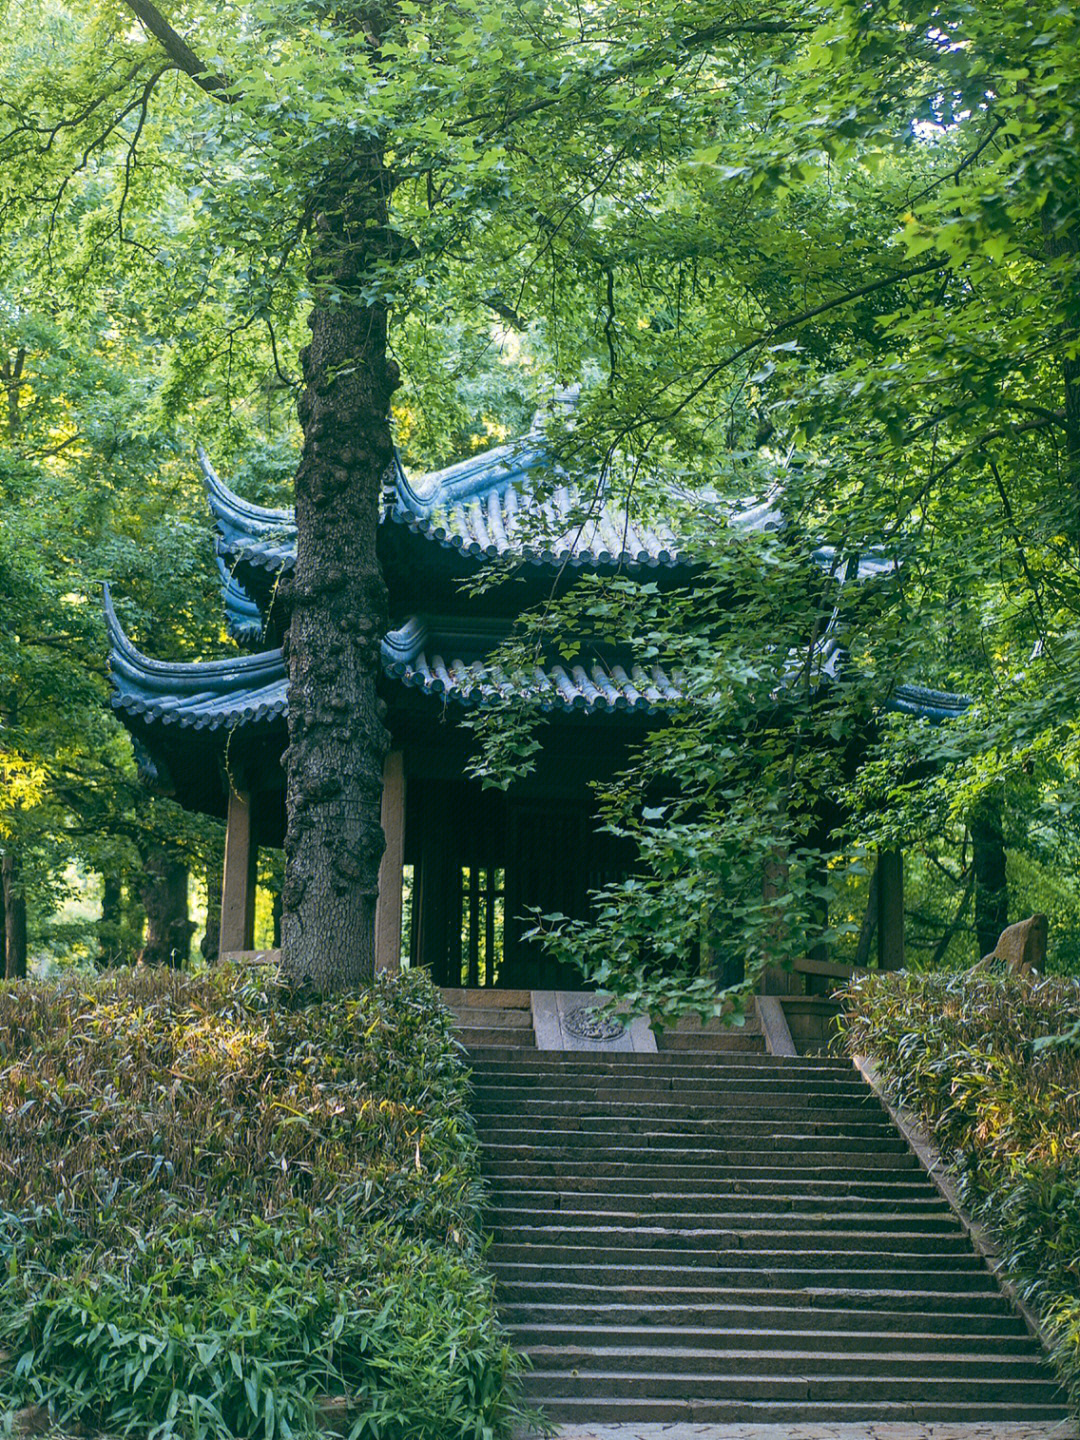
[645,257,948,428]
[884,414,1059,542]
[120,0,236,101]
[452,17,812,136]
[988,455,1048,632]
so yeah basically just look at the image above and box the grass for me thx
[839,968,1080,1415]
[0,963,530,1439]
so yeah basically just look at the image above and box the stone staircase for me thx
[467,1033,1068,1426]
[444,987,537,1051]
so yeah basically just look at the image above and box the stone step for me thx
[470,1050,848,1069]
[480,1146,921,1169]
[472,1075,858,1092]
[472,1088,876,1110]
[495,1281,1020,1315]
[491,1225,973,1256]
[486,1189,955,1216]
[521,1397,1069,1424]
[490,1237,985,1268]
[520,1343,1052,1381]
[518,1367,1060,1402]
[457,1027,536,1048]
[654,1032,767,1052]
[504,1309,1029,1338]
[470,1091,883,1116]
[449,1007,533,1028]
[493,1265,998,1295]
[481,1158,922,1183]
[491,1207,963,1234]
[477,1123,910,1150]
[478,1111,898,1134]
[484,1175,943,1201]
[468,1051,852,1072]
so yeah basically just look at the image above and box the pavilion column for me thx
[877,847,905,971]
[375,750,405,973]
[220,788,257,953]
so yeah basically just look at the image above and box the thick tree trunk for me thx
[2,851,27,980]
[279,164,397,990]
[971,800,1008,958]
[122,873,145,958]
[272,883,283,950]
[201,853,223,962]
[139,850,193,968]
[99,874,123,965]
[1,693,27,980]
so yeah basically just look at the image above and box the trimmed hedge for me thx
[839,970,1080,1413]
[0,964,529,1439]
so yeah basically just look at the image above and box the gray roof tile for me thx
[199,424,745,579]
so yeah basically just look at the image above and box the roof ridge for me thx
[198,445,292,537]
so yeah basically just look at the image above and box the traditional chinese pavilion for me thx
[105,409,966,990]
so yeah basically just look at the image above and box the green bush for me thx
[0,964,529,1439]
[839,970,1080,1413]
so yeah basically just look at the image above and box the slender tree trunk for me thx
[2,852,27,980]
[971,800,1008,957]
[201,853,223,962]
[279,162,397,990]
[853,860,879,968]
[139,850,193,968]
[99,874,123,965]
[930,868,975,969]
[1042,203,1080,543]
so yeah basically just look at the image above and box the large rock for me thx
[980,913,1048,978]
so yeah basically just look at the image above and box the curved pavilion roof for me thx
[105,589,693,729]
[106,414,970,814]
[106,584,962,736]
[199,419,789,584]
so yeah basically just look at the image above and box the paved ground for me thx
[516,1425,1079,1440]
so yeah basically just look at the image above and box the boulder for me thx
[980,913,1048,978]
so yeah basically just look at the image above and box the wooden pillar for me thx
[877,847,904,971]
[375,750,405,973]
[220,788,257,953]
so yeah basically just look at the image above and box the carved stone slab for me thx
[531,989,657,1052]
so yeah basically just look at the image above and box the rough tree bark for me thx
[139,850,194,968]
[971,799,1008,958]
[271,882,283,950]
[852,860,879,968]
[118,0,398,989]
[2,852,27,980]
[99,874,123,965]
[0,698,27,981]
[278,164,396,990]
[201,854,222,963]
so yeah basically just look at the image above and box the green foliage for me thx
[839,971,1080,1412]
[2,0,1080,994]
[0,965,528,1438]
